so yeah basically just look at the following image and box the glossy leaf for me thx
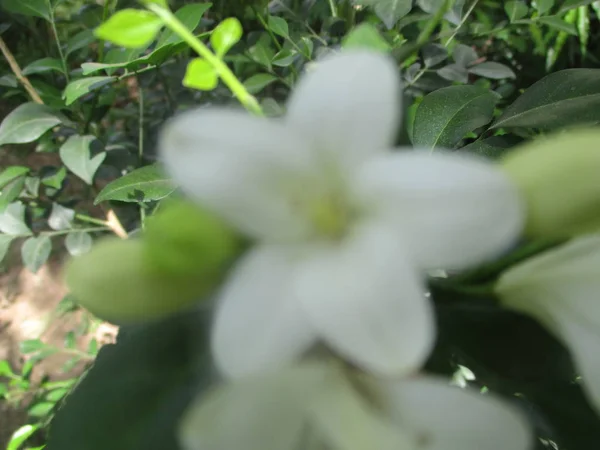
[1,0,50,20]
[492,69,600,129]
[0,166,29,190]
[21,235,52,273]
[183,58,218,91]
[0,203,31,235]
[6,424,41,450]
[422,43,447,68]
[65,231,93,256]
[63,77,114,105]
[22,57,65,75]
[211,17,243,57]
[94,165,175,204]
[48,203,75,231]
[0,176,25,213]
[268,15,289,37]
[0,103,64,146]
[59,135,106,185]
[243,73,278,94]
[413,85,498,148]
[95,9,164,48]
[468,62,516,79]
[460,135,522,160]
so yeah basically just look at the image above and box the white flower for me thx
[179,362,531,450]
[496,234,600,413]
[159,51,524,379]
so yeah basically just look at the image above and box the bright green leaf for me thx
[65,231,93,256]
[183,58,218,91]
[413,85,497,148]
[94,165,175,204]
[95,9,164,48]
[156,2,212,48]
[6,424,40,450]
[342,23,390,52]
[21,236,52,273]
[0,103,64,146]
[63,76,114,105]
[22,57,65,76]
[505,0,529,21]
[0,176,25,213]
[492,69,600,129]
[211,17,243,57]
[59,135,106,185]
[41,166,67,189]
[0,166,29,190]
[1,0,50,20]
[243,73,278,94]
[268,15,289,37]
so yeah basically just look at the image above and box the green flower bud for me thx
[501,129,600,239]
[65,238,208,324]
[143,200,242,278]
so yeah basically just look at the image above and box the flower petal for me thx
[356,151,524,270]
[286,51,401,169]
[380,377,532,450]
[294,222,435,376]
[159,108,317,241]
[211,245,317,379]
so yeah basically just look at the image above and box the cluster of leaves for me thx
[1,0,600,448]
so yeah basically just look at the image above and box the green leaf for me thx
[559,0,596,12]
[0,203,31,235]
[65,231,92,256]
[22,57,65,76]
[243,73,277,94]
[29,402,55,417]
[353,0,412,29]
[211,17,243,57]
[20,339,45,353]
[1,0,50,20]
[468,62,516,79]
[0,103,64,146]
[492,69,600,129]
[42,166,67,189]
[342,23,390,52]
[505,0,529,21]
[48,203,74,231]
[94,165,175,204]
[0,74,17,88]
[437,64,469,83]
[422,43,448,68]
[452,44,478,67]
[66,29,96,56]
[21,236,52,273]
[95,9,164,48]
[46,310,211,450]
[536,0,555,14]
[63,76,114,106]
[59,135,106,185]
[267,15,289,37]
[0,234,14,264]
[460,135,522,160]
[183,58,218,91]
[0,176,25,213]
[537,15,578,34]
[248,39,274,69]
[412,85,497,148]
[156,3,212,48]
[6,424,40,450]
[0,166,29,190]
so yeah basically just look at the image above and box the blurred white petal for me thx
[286,51,401,170]
[212,245,317,379]
[294,222,435,376]
[381,377,532,450]
[356,151,524,270]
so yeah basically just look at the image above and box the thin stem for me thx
[47,0,70,82]
[146,3,263,115]
[443,0,479,46]
[98,0,112,62]
[0,37,44,104]
[75,214,109,227]
[138,86,146,230]
[328,0,338,17]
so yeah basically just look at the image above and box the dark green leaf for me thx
[94,165,175,204]
[95,9,163,48]
[248,38,274,69]
[21,235,52,273]
[460,135,523,159]
[59,135,106,185]
[505,0,529,21]
[0,202,31,235]
[267,15,289,37]
[272,49,297,67]
[452,44,478,67]
[468,62,516,79]
[422,43,447,67]
[243,73,277,94]
[413,85,498,148]
[66,30,96,56]
[48,203,75,231]
[536,0,554,14]
[0,166,29,190]
[1,0,50,20]
[0,103,64,146]
[492,69,600,129]
[63,77,114,106]
[0,234,14,264]
[437,64,469,83]
[46,310,211,450]
[0,74,18,87]
[559,0,595,12]
[354,0,412,29]
[537,15,577,34]
[65,231,93,256]
[22,57,65,76]
[0,176,25,213]
[42,166,67,189]
[155,2,211,48]
[211,17,243,57]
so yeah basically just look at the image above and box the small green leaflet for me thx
[59,135,106,185]
[22,57,65,76]
[21,235,52,273]
[0,103,64,145]
[268,16,289,37]
[211,17,243,57]
[243,73,278,94]
[94,165,175,204]
[183,58,218,91]
[95,9,164,48]
[63,77,114,106]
